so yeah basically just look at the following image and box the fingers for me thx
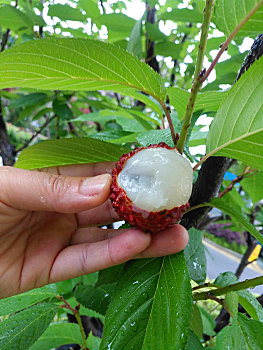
[137,225,189,258]
[0,166,112,213]
[77,199,119,226]
[70,224,188,256]
[49,229,151,283]
[42,162,115,177]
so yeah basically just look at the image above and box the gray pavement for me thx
[203,239,263,295]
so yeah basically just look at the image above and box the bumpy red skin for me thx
[110,142,190,233]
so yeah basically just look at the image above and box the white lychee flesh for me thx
[117,147,193,212]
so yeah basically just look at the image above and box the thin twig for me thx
[218,168,257,198]
[16,115,56,153]
[204,294,234,318]
[159,101,176,145]
[176,0,215,153]
[57,296,88,350]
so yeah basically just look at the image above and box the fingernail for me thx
[80,174,111,196]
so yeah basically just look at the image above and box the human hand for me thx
[0,164,188,298]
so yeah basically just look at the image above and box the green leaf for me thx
[145,22,167,42]
[28,323,83,350]
[213,0,263,38]
[0,38,166,102]
[78,0,101,21]
[87,332,101,350]
[55,273,98,295]
[216,313,263,350]
[238,290,263,322]
[168,87,227,120]
[154,41,182,59]
[0,303,58,350]
[127,18,143,59]
[15,137,129,170]
[190,303,203,339]
[97,264,125,287]
[0,5,33,31]
[185,228,207,283]
[53,99,73,119]
[100,254,192,350]
[9,93,47,109]
[96,13,136,41]
[0,284,57,316]
[160,8,203,23]
[75,283,115,315]
[206,56,263,171]
[242,172,263,204]
[225,291,239,317]
[208,197,263,245]
[137,129,174,147]
[198,306,216,336]
[48,4,86,22]
[186,330,203,350]
[214,271,238,287]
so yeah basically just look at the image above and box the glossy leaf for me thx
[28,323,83,350]
[206,58,263,171]
[216,313,263,350]
[0,38,166,102]
[15,137,129,170]
[0,303,58,350]
[186,330,203,350]
[213,0,263,38]
[100,254,192,350]
[75,283,115,316]
[185,228,207,283]
[190,303,203,339]
[0,284,57,316]
[238,290,263,322]
[198,306,216,336]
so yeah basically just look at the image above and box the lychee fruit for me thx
[110,142,193,233]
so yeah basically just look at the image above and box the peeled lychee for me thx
[110,142,193,233]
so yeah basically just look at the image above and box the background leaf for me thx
[28,323,83,350]
[0,284,57,316]
[0,303,58,350]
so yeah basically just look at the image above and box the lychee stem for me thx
[176,0,214,154]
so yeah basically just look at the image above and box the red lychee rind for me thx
[110,143,190,233]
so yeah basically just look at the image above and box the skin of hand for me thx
[0,163,189,299]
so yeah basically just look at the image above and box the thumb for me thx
[0,166,112,213]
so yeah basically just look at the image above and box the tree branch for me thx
[193,276,263,301]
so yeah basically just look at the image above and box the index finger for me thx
[41,161,116,177]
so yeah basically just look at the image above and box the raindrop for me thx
[142,292,148,300]
[130,322,138,332]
